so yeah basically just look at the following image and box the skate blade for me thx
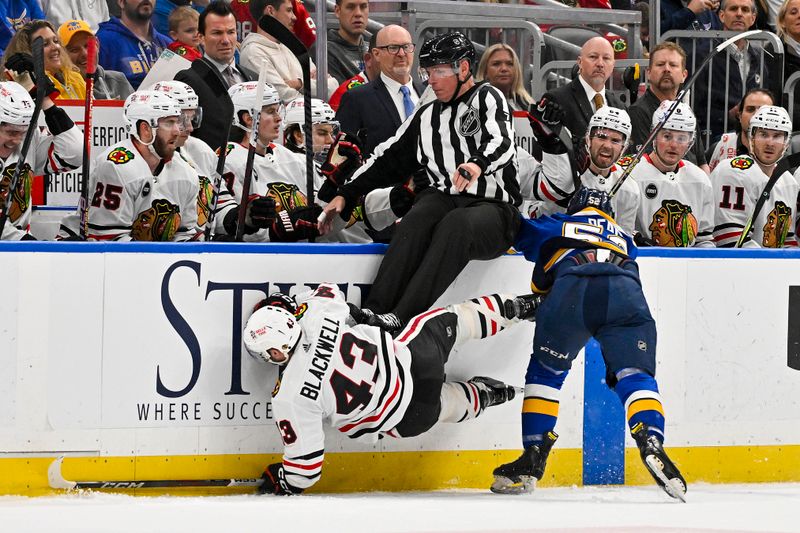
[490,475,535,495]
[644,455,687,503]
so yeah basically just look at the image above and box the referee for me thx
[321,32,520,332]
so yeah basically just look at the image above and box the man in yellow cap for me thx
[58,20,134,101]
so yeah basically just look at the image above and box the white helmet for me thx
[588,106,632,141]
[123,90,182,141]
[148,80,198,110]
[652,100,696,133]
[283,98,337,126]
[748,105,792,138]
[243,305,302,366]
[228,81,281,130]
[0,81,34,126]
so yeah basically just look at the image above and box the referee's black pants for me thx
[365,188,520,322]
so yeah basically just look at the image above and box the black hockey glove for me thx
[259,463,303,496]
[4,52,58,100]
[253,292,298,314]
[222,195,277,236]
[527,97,566,154]
[320,132,363,188]
[389,178,416,218]
[347,302,374,324]
[269,204,323,242]
[633,231,656,247]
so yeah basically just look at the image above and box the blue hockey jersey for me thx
[515,207,638,292]
[0,0,45,52]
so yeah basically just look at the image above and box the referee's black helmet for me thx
[418,32,476,68]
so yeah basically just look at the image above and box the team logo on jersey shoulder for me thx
[346,78,365,90]
[612,38,627,53]
[294,302,308,320]
[459,107,480,136]
[616,155,635,168]
[730,156,753,170]
[215,143,235,157]
[108,147,135,165]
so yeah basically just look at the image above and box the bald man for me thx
[544,37,626,165]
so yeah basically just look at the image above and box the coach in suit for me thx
[175,1,255,151]
[336,24,422,156]
[545,37,625,164]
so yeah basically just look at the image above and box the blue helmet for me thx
[567,187,614,218]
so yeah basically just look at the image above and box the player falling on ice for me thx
[490,188,687,501]
[242,284,542,495]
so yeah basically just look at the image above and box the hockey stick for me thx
[0,36,46,238]
[48,456,263,490]
[234,59,269,242]
[259,15,315,241]
[609,30,762,198]
[203,108,234,240]
[735,167,781,247]
[77,36,97,240]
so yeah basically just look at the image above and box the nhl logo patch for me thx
[730,156,752,170]
[108,147,134,165]
[637,340,647,351]
[645,183,658,199]
[459,107,480,136]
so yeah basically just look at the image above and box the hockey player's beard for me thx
[153,134,177,160]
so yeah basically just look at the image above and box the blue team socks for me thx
[614,370,666,441]
[521,359,567,447]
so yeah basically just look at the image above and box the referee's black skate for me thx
[631,422,687,502]
[367,312,404,334]
[469,376,518,409]
[504,294,544,321]
[490,431,558,494]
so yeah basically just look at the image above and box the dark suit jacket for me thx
[335,76,423,157]
[175,58,256,152]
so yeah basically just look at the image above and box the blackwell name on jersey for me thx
[300,317,340,400]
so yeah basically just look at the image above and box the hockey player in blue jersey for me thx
[490,187,687,501]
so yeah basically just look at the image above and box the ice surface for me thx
[1,483,796,533]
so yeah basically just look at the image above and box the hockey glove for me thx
[259,463,304,496]
[222,195,277,236]
[633,231,656,247]
[320,132,363,188]
[269,204,323,242]
[527,98,566,154]
[253,292,299,314]
[4,52,58,100]
[389,178,416,218]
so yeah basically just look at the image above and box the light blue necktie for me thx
[400,85,414,119]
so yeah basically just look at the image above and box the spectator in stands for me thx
[96,0,172,89]
[545,36,625,167]
[336,25,422,157]
[707,87,775,170]
[154,1,201,36]
[627,41,710,172]
[175,1,254,151]
[0,1,45,54]
[660,0,721,35]
[241,0,337,104]
[476,43,533,112]
[777,0,800,124]
[693,0,768,144]
[326,0,369,85]
[3,21,87,100]
[329,31,380,111]
[41,1,110,33]
[167,6,203,61]
[633,1,650,54]
[58,20,134,101]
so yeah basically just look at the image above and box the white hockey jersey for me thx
[515,146,573,217]
[707,132,740,172]
[60,139,200,241]
[1,123,81,240]
[180,136,234,237]
[271,284,413,490]
[628,154,715,247]
[710,155,799,247]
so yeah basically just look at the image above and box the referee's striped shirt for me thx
[340,81,521,206]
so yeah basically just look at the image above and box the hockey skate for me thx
[367,312,404,334]
[469,376,519,409]
[630,422,687,502]
[504,294,544,321]
[490,431,558,494]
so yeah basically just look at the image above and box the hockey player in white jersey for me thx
[59,90,200,241]
[621,101,714,247]
[282,97,338,156]
[242,284,542,495]
[526,106,640,234]
[222,81,321,242]
[710,105,799,247]
[707,88,774,172]
[0,80,81,240]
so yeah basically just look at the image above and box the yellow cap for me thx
[57,19,93,47]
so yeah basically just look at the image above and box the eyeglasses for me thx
[590,132,626,147]
[376,43,415,55]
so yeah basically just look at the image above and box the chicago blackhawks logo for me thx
[0,162,32,223]
[616,155,635,168]
[612,38,627,53]
[131,198,181,241]
[197,176,214,227]
[730,156,753,170]
[346,78,365,90]
[107,147,135,165]
[648,199,697,247]
[762,201,792,248]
